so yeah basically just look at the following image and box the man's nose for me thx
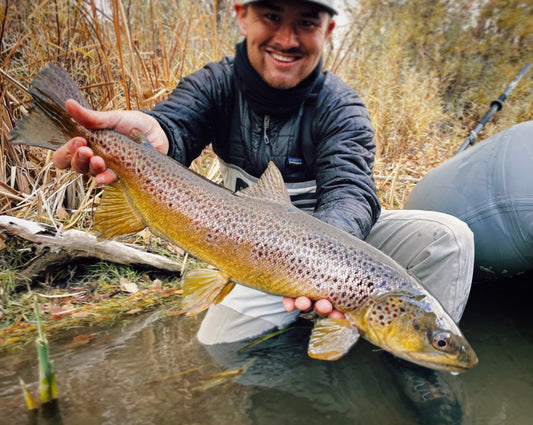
[272,23,299,49]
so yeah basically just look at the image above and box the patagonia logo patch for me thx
[287,157,303,167]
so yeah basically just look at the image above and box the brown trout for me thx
[10,65,477,372]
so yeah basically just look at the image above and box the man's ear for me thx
[324,18,336,41]
[234,3,248,36]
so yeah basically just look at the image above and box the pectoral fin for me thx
[93,182,146,239]
[182,268,235,315]
[308,318,361,361]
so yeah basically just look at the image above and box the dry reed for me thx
[2,0,532,218]
[0,0,532,347]
[1,0,237,228]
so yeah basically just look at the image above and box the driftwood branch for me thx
[0,215,183,279]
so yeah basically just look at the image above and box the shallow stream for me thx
[1,274,532,425]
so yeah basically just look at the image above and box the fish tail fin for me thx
[10,64,90,150]
[182,269,235,315]
[308,318,361,361]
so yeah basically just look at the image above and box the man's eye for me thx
[299,20,316,27]
[265,13,280,22]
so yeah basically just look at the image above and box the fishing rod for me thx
[455,62,531,155]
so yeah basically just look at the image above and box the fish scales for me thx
[98,133,413,310]
[9,64,478,372]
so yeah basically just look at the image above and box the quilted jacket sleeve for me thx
[312,73,380,239]
[145,58,233,166]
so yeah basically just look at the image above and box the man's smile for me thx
[267,50,301,64]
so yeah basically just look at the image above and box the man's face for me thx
[235,1,335,89]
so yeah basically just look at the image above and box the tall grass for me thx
[1,0,238,227]
[0,1,238,341]
[0,0,531,350]
[328,0,532,206]
[1,0,532,216]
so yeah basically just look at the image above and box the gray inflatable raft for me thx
[404,121,533,280]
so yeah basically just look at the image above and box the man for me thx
[54,0,474,344]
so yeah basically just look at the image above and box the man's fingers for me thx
[65,99,119,130]
[328,310,346,319]
[69,147,117,184]
[284,296,346,319]
[314,299,333,316]
[283,297,295,312]
[52,137,87,169]
[314,299,345,318]
[294,296,312,311]
[95,169,118,185]
[87,155,117,184]
[88,155,107,176]
[71,146,94,174]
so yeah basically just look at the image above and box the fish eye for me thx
[432,331,451,351]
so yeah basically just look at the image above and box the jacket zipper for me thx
[263,114,270,145]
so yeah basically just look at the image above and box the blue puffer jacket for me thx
[146,56,380,239]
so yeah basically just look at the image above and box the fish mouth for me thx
[402,350,479,373]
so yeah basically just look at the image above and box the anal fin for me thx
[93,182,146,239]
[182,268,233,315]
[308,318,361,361]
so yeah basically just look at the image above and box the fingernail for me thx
[78,151,87,160]
[73,139,85,149]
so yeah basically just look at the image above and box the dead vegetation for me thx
[1,0,532,350]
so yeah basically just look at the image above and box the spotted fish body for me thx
[102,141,416,306]
[10,65,477,372]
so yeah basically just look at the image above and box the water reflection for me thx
[1,274,532,425]
[201,322,460,425]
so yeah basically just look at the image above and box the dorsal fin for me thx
[235,161,291,205]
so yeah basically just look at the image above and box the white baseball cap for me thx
[238,0,338,15]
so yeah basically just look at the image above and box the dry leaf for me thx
[148,279,163,293]
[64,334,95,349]
[167,309,186,316]
[119,278,139,294]
[71,311,93,318]
[56,206,70,221]
[167,244,185,256]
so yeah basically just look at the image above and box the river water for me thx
[1,272,532,425]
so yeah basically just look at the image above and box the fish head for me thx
[352,291,478,372]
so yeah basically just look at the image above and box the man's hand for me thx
[53,99,169,184]
[283,296,345,319]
